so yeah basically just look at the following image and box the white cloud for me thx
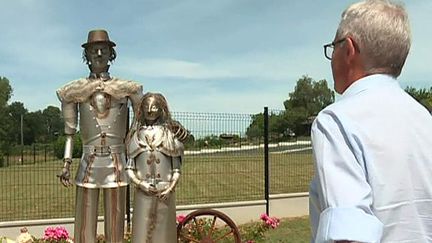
[117,58,235,79]
[118,45,331,83]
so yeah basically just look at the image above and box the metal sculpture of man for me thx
[56,29,143,243]
[126,92,185,243]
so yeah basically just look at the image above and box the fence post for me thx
[44,144,47,162]
[33,144,36,164]
[264,107,269,216]
[21,146,24,165]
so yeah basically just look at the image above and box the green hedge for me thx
[53,135,83,159]
[0,151,4,167]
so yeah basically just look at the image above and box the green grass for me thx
[262,216,310,242]
[178,216,311,243]
[0,147,313,221]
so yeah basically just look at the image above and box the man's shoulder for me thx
[56,78,90,102]
[58,77,88,90]
[110,77,139,84]
[313,100,355,132]
[110,77,142,90]
[317,88,376,119]
[105,77,143,97]
[316,100,347,119]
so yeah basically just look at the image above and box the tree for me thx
[0,77,13,108]
[283,76,334,136]
[246,113,264,139]
[6,102,63,144]
[405,86,432,112]
[42,106,63,142]
[0,79,14,145]
[6,102,28,145]
[284,76,334,115]
[0,77,13,165]
[246,75,334,139]
[25,110,46,144]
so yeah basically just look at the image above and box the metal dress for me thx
[127,124,183,243]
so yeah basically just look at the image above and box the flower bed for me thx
[2,213,281,243]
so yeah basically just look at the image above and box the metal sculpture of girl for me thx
[126,92,184,243]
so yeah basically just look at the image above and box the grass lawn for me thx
[263,216,310,242]
[0,146,313,221]
[178,215,310,243]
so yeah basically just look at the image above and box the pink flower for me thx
[259,213,280,229]
[43,226,70,241]
[176,214,187,224]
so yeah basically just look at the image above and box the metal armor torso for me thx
[129,125,179,190]
[77,90,129,188]
[79,91,128,145]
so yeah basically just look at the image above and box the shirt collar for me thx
[341,74,399,99]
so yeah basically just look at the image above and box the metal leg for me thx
[103,187,126,243]
[74,187,99,243]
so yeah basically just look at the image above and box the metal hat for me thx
[82,29,116,48]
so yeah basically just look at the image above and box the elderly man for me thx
[310,1,432,242]
[57,29,143,243]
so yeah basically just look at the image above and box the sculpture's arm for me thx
[159,156,182,201]
[58,101,78,187]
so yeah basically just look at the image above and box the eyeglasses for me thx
[323,38,346,60]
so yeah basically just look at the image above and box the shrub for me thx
[176,213,280,243]
[0,150,4,168]
[239,213,280,242]
[53,135,82,159]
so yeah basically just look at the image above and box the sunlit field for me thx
[0,146,313,221]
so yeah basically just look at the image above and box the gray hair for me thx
[336,0,411,77]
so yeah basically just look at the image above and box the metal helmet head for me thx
[139,93,171,125]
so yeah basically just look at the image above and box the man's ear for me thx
[344,37,359,63]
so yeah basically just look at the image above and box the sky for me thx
[0,0,431,114]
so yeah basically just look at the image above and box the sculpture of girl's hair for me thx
[126,92,172,144]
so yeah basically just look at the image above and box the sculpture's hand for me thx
[158,188,171,201]
[57,159,72,187]
[168,120,190,143]
[139,181,157,195]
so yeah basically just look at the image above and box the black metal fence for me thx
[0,109,313,221]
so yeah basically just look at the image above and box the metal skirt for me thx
[132,190,176,243]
